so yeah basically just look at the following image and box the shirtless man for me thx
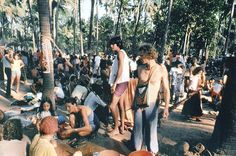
[132,44,170,155]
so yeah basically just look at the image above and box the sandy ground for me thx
[0,80,217,156]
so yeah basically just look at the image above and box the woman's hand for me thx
[111,84,116,93]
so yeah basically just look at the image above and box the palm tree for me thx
[53,0,62,45]
[88,0,95,50]
[38,0,55,111]
[115,0,123,35]
[160,0,173,63]
[27,0,38,51]
[73,0,78,54]
[78,0,84,55]
[132,0,143,52]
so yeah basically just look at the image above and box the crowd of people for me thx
[0,36,228,155]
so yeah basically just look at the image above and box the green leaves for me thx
[153,0,225,56]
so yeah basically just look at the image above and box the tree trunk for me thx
[88,0,95,50]
[159,0,173,63]
[38,0,55,111]
[185,30,191,56]
[132,0,142,52]
[27,0,39,51]
[96,0,99,54]
[53,0,61,45]
[73,0,78,54]
[115,0,123,35]
[224,0,235,56]
[182,25,189,55]
[78,0,84,55]
[210,57,236,155]
[1,13,8,42]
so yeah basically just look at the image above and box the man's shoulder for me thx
[154,63,167,71]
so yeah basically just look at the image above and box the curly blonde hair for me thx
[138,44,158,60]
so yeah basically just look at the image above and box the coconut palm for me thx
[38,0,55,111]
[88,0,95,50]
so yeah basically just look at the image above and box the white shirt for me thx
[129,59,137,71]
[109,50,130,85]
[188,74,200,91]
[213,83,222,94]
[54,87,65,99]
[84,92,107,111]
[93,55,101,75]
[71,85,88,101]
[169,67,184,86]
[37,111,51,119]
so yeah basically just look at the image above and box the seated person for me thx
[84,83,109,126]
[30,116,58,156]
[30,77,43,94]
[66,74,78,96]
[210,79,223,105]
[0,119,31,156]
[54,79,65,104]
[34,98,65,130]
[84,83,107,111]
[206,78,214,93]
[70,76,89,104]
[30,66,40,79]
[59,97,100,140]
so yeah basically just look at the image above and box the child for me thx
[36,97,65,127]
[37,98,55,120]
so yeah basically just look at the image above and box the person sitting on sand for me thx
[0,119,31,156]
[59,97,100,141]
[30,116,58,156]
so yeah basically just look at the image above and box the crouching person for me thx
[59,97,100,141]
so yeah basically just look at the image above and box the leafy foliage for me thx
[0,0,227,58]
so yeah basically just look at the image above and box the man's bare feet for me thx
[119,126,125,134]
[107,129,119,137]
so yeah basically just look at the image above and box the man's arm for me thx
[114,51,124,84]
[6,54,14,63]
[161,65,170,118]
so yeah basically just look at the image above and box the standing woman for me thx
[11,53,24,93]
[182,66,204,121]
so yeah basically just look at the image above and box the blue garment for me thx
[5,68,11,96]
[72,110,100,132]
[87,110,99,131]
[133,101,159,154]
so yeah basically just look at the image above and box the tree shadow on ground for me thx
[75,133,130,156]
